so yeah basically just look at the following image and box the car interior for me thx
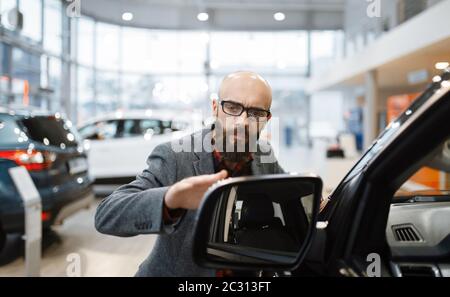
[211,181,315,255]
[386,137,450,277]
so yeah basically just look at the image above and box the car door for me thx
[305,73,450,277]
[80,120,120,180]
[110,118,165,178]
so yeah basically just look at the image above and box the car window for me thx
[140,119,162,135]
[171,120,189,132]
[0,114,25,145]
[80,120,118,140]
[99,120,119,139]
[20,116,80,148]
[78,123,97,139]
[343,72,449,184]
[386,136,450,270]
[394,137,450,200]
[122,119,142,137]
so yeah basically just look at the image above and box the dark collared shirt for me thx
[212,149,254,177]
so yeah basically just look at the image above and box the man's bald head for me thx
[218,71,272,110]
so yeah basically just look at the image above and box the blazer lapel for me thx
[193,128,215,176]
[251,152,265,175]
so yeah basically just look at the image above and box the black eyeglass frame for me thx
[219,99,271,121]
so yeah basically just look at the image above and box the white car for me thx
[78,110,199,194]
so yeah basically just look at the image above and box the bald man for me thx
[95,71,284,276]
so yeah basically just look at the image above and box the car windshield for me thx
[343,71,450,183]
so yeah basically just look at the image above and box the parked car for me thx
[77,110,198,194]
[192,69,450,277]
[0,109,94,252]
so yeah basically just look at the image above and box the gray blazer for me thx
[94,128,284,276]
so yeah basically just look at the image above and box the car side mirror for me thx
[193,174,322,272]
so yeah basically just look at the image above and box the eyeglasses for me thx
[219,100,271,122]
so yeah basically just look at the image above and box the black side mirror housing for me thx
[193,173,322,272]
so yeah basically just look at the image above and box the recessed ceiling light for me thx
[197,12,209,22]
[435,62,449,70]
[122,12,133,21]
[273,12,285,22]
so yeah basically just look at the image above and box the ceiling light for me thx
[197,12,209,22]
[435,62,449,70]
[273,12,285,22]
[122,12,133,21]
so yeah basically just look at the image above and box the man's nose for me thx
[235,111,249,124]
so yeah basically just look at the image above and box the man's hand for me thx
[164,170,228,210]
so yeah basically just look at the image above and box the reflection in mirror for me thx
[206,179,316,265]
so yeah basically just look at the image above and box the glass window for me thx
[146,31,178,73]
[43,0,62,54]
[311,30,344,76]
[178,31,207,73]
[210,31,308,74]
[77,17,95,66]
[121,119,142,137]
[20,0,42,42]
[77,66,95,123]
[80,120,118,140]
[0,42,9,76]
[96,23,120,70]
[148,75,208,108]
[394,137,450,200]
[119,119,162,137]
[21,116,79,147]
[122,29,207,74]
[11,48,40,99]
[96,70,120,112]
[121,27,150,73]
[310,91,344,138]
[48,57,61,109]
[121,74,154,110]
[0,114,23,145]
[140,119,162,135]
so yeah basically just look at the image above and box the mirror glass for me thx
[205,179,317,265]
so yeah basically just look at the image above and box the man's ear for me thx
[212,99,219,117]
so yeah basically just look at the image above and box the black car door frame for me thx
[320,84,450,276]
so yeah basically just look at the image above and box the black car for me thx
[0,109,94,252]
[192,69,450,277]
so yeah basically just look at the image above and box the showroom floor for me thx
[0,199,156,277]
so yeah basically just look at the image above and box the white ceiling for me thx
[81,0,345,30]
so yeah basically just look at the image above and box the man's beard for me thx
[213,122,259,163]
